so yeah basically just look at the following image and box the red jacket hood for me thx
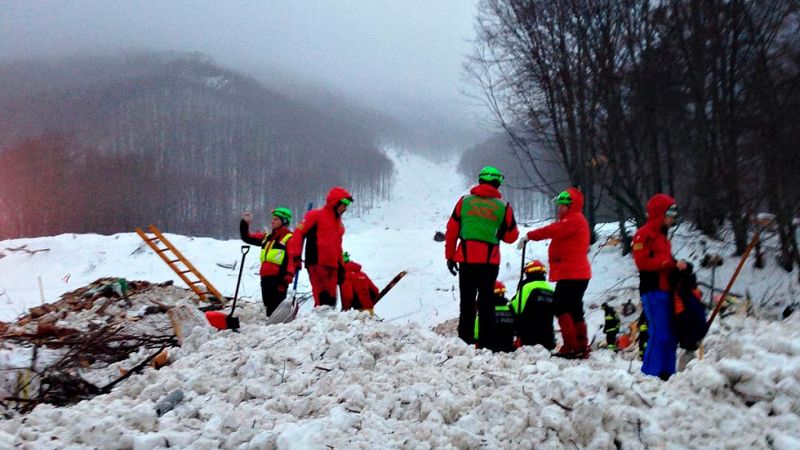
[325,186,353,209]
[469,183,502,199]
[559,187,585,219]
[646,193,676,226]
[344,260,362,272]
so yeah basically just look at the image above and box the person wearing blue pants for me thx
[632,194,687,380]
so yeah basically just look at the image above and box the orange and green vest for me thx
[459,195,507,244]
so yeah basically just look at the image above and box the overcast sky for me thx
[0,1,487,132]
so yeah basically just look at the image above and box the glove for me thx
[447,260,459,276]
[282,273,294,287]
[337,264,346,285]
[516,236,529,250]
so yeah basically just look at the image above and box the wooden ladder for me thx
[135,224,227,304]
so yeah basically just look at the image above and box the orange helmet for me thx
[524,260,547,274]
[493,280,507,295]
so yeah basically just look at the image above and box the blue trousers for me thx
[641,290,677,378]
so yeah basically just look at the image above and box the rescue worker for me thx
[340,252,380,312]
[602,302,620,352]
[510,260,556,350]
[240,208,295,316]
[445,166,519,351]
[474,281,517,352]
[632,193,687,380]
[517,188,592,358]
[637,314,649,360]
[289,186,353,308]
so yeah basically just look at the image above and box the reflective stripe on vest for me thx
[458,195,507,244]
[474,302,514,341]
[260,233,292,265]
[511,280,554,314]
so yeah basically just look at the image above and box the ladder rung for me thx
[189,280,203,284]
[156,248,170,252]
[179,270,193,274]
[168,259,181,263]
[148,237,159,241]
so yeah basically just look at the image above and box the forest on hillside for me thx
[466,0,800,273]
[0,53,394,239]
[459,133,560,222]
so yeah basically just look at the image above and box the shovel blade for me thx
[226,315,240,331]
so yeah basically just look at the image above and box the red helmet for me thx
[493,280,507,295]
[524,260,547,274]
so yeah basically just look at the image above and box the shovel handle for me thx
[241,245,250,255]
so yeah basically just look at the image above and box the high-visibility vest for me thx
[510,280,554,314]
[459,195,507,244]
[260,233,292,265]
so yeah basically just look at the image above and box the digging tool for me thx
[511,242,527,348]
[288,202,314,318]
[226,245,250,330]
[700,215,774,359]
[516,241,527,293]
[375,271,408,303]
[706,225,766,328]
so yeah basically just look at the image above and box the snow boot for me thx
[555,313,580,357]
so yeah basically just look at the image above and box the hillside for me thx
[0,52,394,239]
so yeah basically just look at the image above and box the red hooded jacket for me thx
[340,260,379,310]
[526,187,591,281]
[289,186,352,269]
[445,183,519,265]
[632,193,676,292]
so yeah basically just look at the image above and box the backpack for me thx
[672,269,708,351]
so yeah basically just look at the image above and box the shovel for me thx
[226,245,250,331]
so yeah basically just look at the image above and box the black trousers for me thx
[261,275,288,316]
[458,263,499,349]
[552,279,589,322]
[518,300,555,350]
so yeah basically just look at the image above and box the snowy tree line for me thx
[458,133,558,222]
[466,0,800,271]
[0,54,393,239]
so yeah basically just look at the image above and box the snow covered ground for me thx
[1,149,799,448]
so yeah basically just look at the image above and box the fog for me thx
[0,0,489,147]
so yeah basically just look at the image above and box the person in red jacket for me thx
[240,207,295,316]
[445,166,519,351]
[632,193,687,380]
[340,252,380,312]
[517,187,592,358]
[289,186,353,308]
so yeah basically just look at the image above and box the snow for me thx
[1,149,799,448]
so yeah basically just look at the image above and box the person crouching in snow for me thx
[602,303,620,352]
[445,166,519,351]
[632,194,687,380]
[340,252,379,312]
[517,188,592,359]
[289,187,353,308]
[510,260,556,350]
[474,281,517,352]
[240,208,295,316]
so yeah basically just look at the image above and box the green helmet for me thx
[342,251,350,263]
[478,166,504,185]
[271,207,293,224]
[555,191,572,205]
